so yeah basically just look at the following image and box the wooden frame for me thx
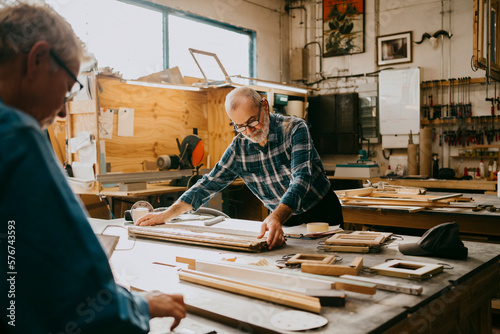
[325,233,385,246]
[473,0,500,80]
[377,31,412,66]
[323,0,365,57]
[128,224,268,252]
[370,260,443,280]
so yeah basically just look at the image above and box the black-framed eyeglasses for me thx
[233,100,264,133]
[49,49,84,103]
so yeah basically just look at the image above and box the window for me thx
[47,0,255,80]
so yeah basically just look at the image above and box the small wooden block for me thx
[301,257,363,277]
[370,260,443,280]
[118,182,147,191]
[286,254,336,265]
[305,289,346,307]
[176,256,196,270]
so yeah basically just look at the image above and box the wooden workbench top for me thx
[90,218,500,334]
[329,176,497,192]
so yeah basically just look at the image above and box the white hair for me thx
[0,2,86,68]
[225,86,262,114]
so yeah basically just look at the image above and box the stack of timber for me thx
[339,188,475,209]
[175,257,377,295]
[170,257,378,312]
[128,224,267,252]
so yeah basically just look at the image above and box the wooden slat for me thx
[178,268,322,313]
[344,188,373,197]
[427,193,464,202]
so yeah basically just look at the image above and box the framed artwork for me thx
[323,0,365,57]
[377,31,413,66]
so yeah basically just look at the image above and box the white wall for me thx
[289,0,498,175]
[149,0,289,82]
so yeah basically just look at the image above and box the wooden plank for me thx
[172,257,378,295]
[207,88,234,166]
[178,268,322,313]
[174,258,336,290]
[340,275,423,295]
[427,193,464,202]
[97,77,209,173]
[301,257,363,276]
[343,198,477,208]
[344,188,373,197]
[128,225,268,252]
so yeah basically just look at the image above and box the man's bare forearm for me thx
[160,200,194,222]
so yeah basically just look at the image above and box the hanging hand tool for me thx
[449,78,455,117]
[466,77,472,117]
[429,81,434,111]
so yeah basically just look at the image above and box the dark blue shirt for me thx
[0,100,150,333]
[180,113,331,214]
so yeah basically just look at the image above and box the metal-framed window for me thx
[47,0,256,80]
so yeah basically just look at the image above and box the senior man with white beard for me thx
[137,87,343,249]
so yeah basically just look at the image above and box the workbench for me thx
[329,176,497,194]
[341,192,500,239]
[90,218,500,333]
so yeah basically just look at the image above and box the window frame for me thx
[119,0,256,77]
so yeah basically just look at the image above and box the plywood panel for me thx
[97,77,209,173]
[207,88,235,166]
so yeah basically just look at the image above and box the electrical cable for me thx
[382,148,392,160]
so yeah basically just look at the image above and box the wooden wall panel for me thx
[97,77,209,173]
[207,88,235,166]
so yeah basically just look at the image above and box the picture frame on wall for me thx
[377,31,412,66]
[323,0,365,57]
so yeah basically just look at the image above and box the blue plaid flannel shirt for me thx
[179,113,331,215]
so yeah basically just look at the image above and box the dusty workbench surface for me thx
[90,218,500,333]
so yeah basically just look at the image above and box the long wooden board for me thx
[178,268,322,313]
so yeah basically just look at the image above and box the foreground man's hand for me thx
[258,217,285,250]
[145,291,186,330]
